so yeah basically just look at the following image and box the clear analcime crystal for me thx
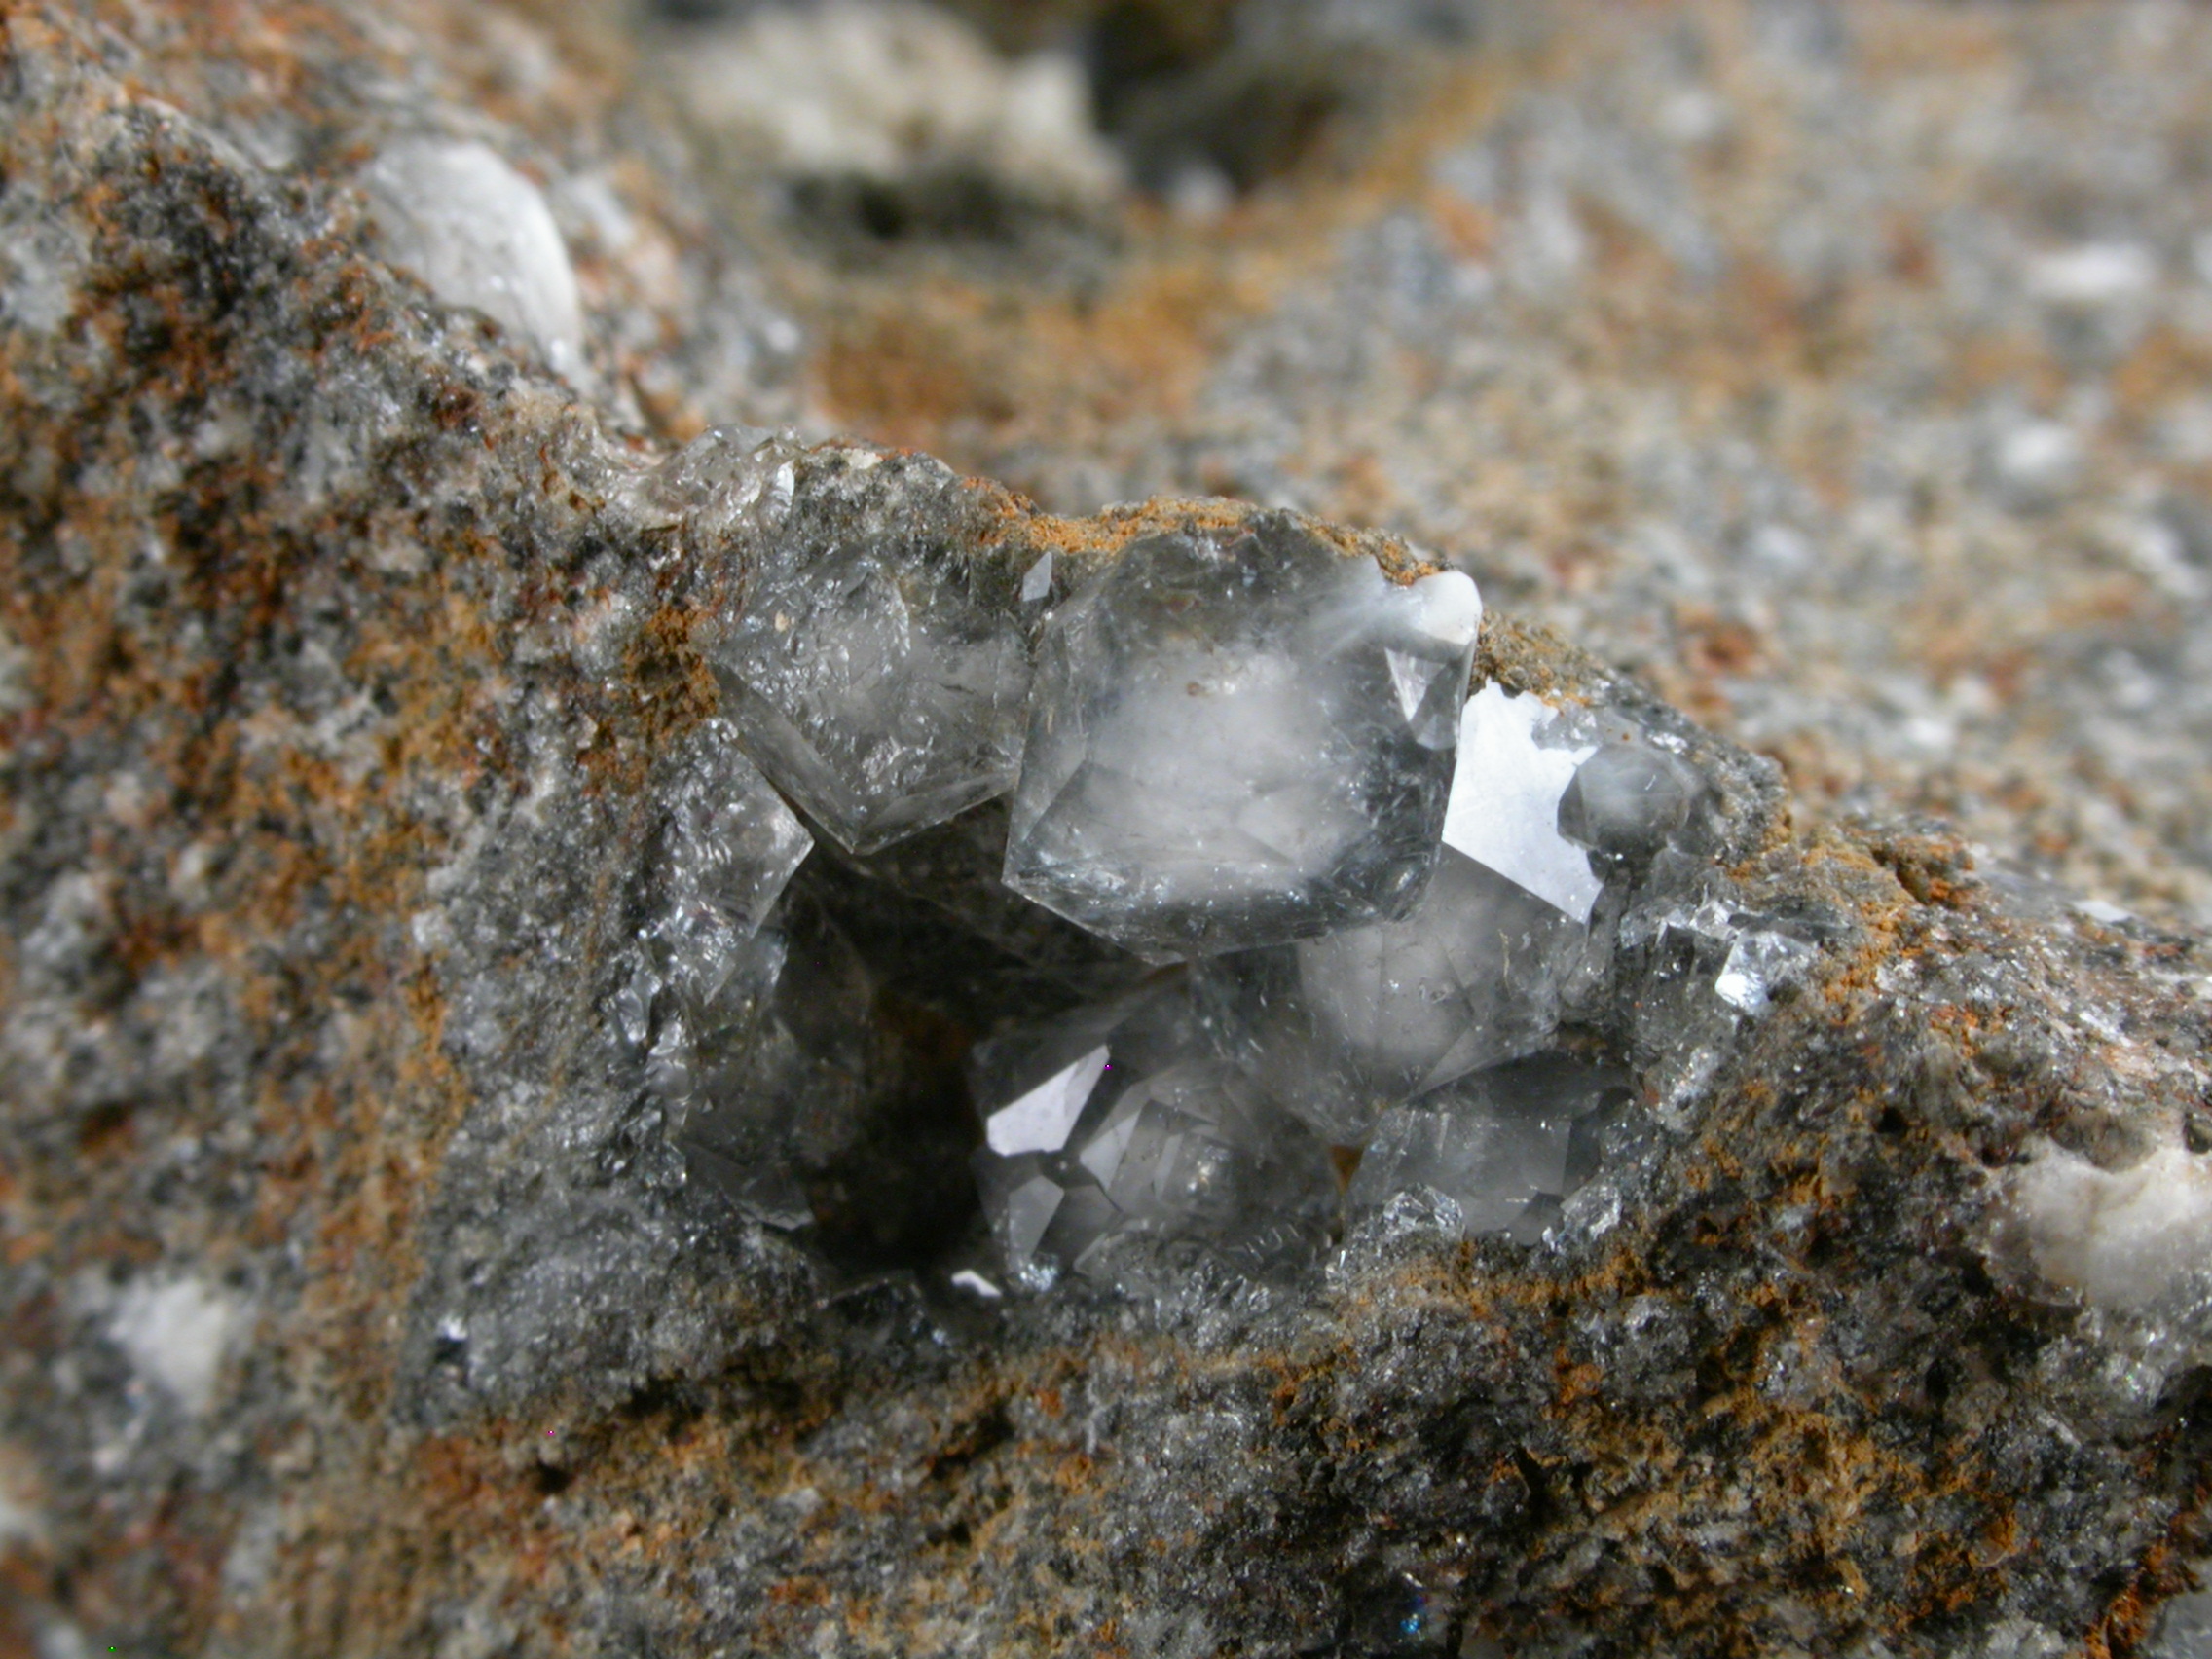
[967,980,1336,1290]
[675,894,877,1231]
[1003,515,1481,958]
[639,717,814,1008]
[1196,851,1591,1146]
[706,459,1033,855]
[1345,1054,1638,1243]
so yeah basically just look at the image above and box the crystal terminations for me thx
[6,6,2212,1657]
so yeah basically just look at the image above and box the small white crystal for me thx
[360,139,584,376]
[107,1276,244,1417]
[1442,685,1603,923]
[1020,551,1054,604]
[1714,930,1817,1014]
[949,1269,1004,1299]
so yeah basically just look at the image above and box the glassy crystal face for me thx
[709,531,1033,855]
[1345,1055,1638,1243]
[639,718,814,1009]
[1197,852,1590,1145]
[676,898,877,1231]
[1003,517,1481,959]
[1443,683,1604,923]
[967,982,1337,1289]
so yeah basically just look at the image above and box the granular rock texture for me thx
[7,3,2212,1658]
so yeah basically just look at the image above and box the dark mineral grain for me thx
[5,3,2212,1658]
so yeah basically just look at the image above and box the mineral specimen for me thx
[1003,515,1481,957]
[967,980,1336,1288]
[634,716,814,1009]
[13,3,2212,1657]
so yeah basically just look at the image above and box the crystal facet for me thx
[1003,516,1481,958]
[639,717,814,1008]
[967,982,1336,1289]
[675,896,876,1230]
[1198,850,1589,1145]
[1443,684,1603,923]
[709,500,1033,855]
[1345,1055,1636,1242]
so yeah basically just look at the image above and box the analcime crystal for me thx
[1002,515,1481,958]
[967,981,1336,1289]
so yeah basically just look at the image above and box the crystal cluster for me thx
[965,982,1336,1290]
[615,717,861,1229]
[626,476,1795,1286]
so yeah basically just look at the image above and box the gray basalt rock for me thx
[4,5,2212,1659]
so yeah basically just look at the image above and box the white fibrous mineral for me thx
[1344,1055,1637,1242]
[638,718,814,1008]
[1196,854,1588,1146]
[708,494,1033,855]
[967,982,1336,1290]
[359,138,585,377]
[1002,518,1481,958]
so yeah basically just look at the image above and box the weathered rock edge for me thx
[3,8,2210,1655]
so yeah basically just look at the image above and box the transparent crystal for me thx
[1344,1055,1635,1242]
[638,717,813,1008]
[1557,736,1705,859]
[707,479,1032,855]
[359,138,584,377]
[1198,850,1589,1145]
[1003,517,1481,958]
[966,981,1336,1289]
[675,897,876,1231]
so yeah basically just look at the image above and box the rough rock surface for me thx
[6,3,2212,1658]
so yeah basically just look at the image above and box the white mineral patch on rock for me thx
[664,0,1121,209]
[361,138,585,377]
[107,1275,244,1417]
[1443,685,1604,923]
[2010,1141,2212,1316]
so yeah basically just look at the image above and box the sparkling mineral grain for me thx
[706,456,1033,854]
[1003,515,1481,957]
[637,717,813,1008]
[967,981,1335,1289]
